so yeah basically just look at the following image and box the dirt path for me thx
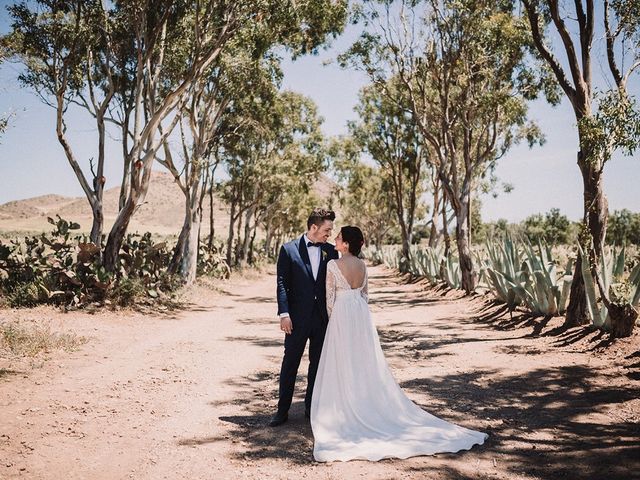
[1,266,639,480]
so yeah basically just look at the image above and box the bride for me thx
[310,226,488,462]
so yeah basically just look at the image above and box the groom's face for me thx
[309,220,333,243]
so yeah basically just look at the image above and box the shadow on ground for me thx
[179,269,640,478]
[401,364,640,480]
[179,359,640,479]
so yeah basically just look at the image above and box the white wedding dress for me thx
[310,260,488,462]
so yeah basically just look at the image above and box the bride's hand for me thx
[280,316,293,335]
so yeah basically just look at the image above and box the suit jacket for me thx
[276,235,339,326]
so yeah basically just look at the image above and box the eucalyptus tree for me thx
[219,90,326,267]
[103,0,347,273]
[7,0,118,244]
[342,0,552,292]
[349,82,428,264]
[521,0,640,329]
[329,137,397,247]
[159,43,281,282]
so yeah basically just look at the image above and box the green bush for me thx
[607,209,640,246]
[0,216,214,309]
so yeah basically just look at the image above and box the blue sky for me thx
[0,4,638,223]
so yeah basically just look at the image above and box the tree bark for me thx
[453,193,477,294]
[169,215,189,275]
[429,179,441,247]
[238,205,255,268]
[103,196,137,272]
[208,181,215,250]
[565,148,608,326]
[442,190,451,256]
[226,199,237,268]
[168,176,204,284]
[181,213,202,284]
[89,202,104,246]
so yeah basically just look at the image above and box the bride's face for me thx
[335,232,349,254]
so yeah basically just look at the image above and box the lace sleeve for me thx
[326,262,337,318]
[361,267,369,303]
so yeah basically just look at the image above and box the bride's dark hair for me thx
[341,226,365,256]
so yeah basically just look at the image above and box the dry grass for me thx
[0,321,87,358]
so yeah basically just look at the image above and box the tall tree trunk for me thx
[395,207,412,271]
[119,112,131,212]
[103,196,137,272]
[104,156,157,272]
[453,195,477,294]
[234,207,244,265]
[441,190,450,256]
[565,147,608,327]
[180,209,202,284]
[399,224,411,272]
[89,202,104,246]
[241,206,255,267]
[264,225,272,258]
[89,101,109,245]
[169,215,189,275]
[208,180,215,250]
[226,200,237,268]
[429,182,440,247]
[248,221,258,265]
[168,176,204,284]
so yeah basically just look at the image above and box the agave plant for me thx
[367,244,461,289]
[482,235,572,316]
[577,245,640,330]
[412,246,443,284]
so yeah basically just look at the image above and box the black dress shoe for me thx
[269,412,288,427]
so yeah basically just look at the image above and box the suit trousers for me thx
[277,304,327,414]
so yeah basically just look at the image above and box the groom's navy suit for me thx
[276,235,339,414]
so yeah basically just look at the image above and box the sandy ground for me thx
[1,265,639,480]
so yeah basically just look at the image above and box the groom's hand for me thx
[280,316,293,335]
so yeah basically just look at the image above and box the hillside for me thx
[0,171,339,237]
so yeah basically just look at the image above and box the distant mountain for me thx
[0,171,339,237]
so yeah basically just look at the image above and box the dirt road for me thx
[1,266,639,479]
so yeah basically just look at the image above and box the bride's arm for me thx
[326,262,337,318]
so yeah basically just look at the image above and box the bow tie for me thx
[307,241,323,248]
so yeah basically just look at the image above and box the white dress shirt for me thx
[304,234,321,281]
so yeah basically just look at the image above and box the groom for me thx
[270,208,339,427]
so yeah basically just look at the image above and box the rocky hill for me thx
[0,171,339,237]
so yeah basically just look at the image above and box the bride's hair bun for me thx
[340,226,365,256]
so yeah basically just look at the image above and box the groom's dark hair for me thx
[307,208,336,229]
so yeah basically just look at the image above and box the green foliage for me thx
[117,232,177,299]
[366,245,462,289]
[0,217,194,308]
[368,236,639,320]
[577,245,640,329]
[5,0,348,272]
[522,208,572,245]
[342,0,554,290]
[330,136,398,246]
[472,209,577,246]
[578,91,640,166]
[607,209,640,246]
[0,215,105,308]
[348,80,428,258]
[482,236,573,316]
[218,89,328,264]
[197,244,230,279]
